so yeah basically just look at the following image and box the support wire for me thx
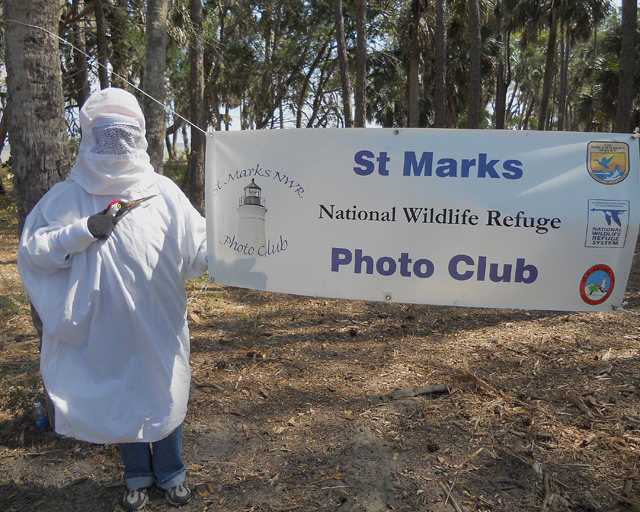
[4,19,209,136]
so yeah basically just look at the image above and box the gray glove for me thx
[87,211,117,240]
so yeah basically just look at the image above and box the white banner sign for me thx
[206,128,639,311]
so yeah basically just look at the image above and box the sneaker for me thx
[165,483,192,507]
[122,488,149,511]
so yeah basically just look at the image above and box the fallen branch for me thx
[438,481,464,512]
[541,473,551,511]
[4,335,40,350]
[564,392,593,418]
[456,447,484,470]
[193,380,224,391]
[390,384,449,400]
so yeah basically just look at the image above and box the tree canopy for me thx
[0,0,637,177]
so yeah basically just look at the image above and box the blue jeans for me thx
[117,425,185,490]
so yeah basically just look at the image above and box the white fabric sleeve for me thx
[175,186,208,281]
[184,236,208,281]
[21,218,97,272]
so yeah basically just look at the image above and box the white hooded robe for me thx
[17,88,208,444]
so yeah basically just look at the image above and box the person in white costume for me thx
[17,88,208,510]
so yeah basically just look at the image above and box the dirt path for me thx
[1,186,639,511]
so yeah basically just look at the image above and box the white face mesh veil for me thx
[91,124,143,155]
[67,88,158,196]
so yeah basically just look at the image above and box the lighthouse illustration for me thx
[237,179,267,252]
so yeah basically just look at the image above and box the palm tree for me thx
[615,0,637,132]
[5,0,70,231]
[577,11,640,131]
[189,0,205,213]
[335,0,353,126]
[434,0,448,127]
[355,0,367,127]
[143,0,170,173]
[491,0,510,129]
[407,0,424,127]
[466,0,482,128]
[507,0,610,130]
[537,0,560,130]
[94,1,110,89]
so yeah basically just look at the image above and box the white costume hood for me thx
[67,88,158,196]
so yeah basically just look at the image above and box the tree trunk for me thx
[557,26,569,131]
[182,125,190,158]
[142,0,169,174]
[5,1,70,409]
[0,110,9,164]
[106,0,129,89]
[354,0,367,127]
[188,0,205,214]
[537,3,559,131]
[258,6,273,130]
[334,0,353,127]
[408,0,421,128]
[172,127,179,156]
[94,0,110,89]
[505,65,517,124]
[434,0,447,128]
[614,0,637,133]
[5,0,70,233]
[522,91,537,130]
[466,0,481,129]
[166,121,181,158]
[296,42,329,128]
[165,134,174,161]
[72,0,90,108]
[494,22,507,129]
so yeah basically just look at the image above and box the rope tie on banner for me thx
[4,19,211,137]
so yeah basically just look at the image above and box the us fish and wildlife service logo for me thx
[580,264,615,306]
[587,141,629,184]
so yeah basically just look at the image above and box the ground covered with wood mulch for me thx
[1,180,639,512]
